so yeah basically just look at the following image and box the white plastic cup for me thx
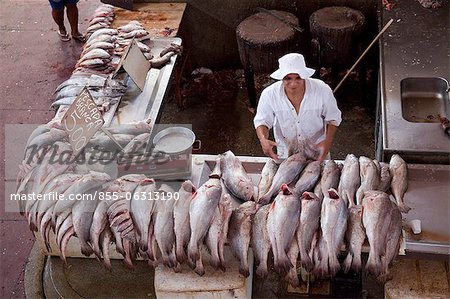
[410,219,421,234]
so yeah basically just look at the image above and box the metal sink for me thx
[401,77,450,123]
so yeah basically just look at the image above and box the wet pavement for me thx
[0,0,378,298]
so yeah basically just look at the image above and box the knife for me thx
[256,7,304,33]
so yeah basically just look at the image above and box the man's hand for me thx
[315,139,331,161]
[260,138,279,160]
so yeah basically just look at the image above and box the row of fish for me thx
[19,147,403,284]
[222,150,411,214]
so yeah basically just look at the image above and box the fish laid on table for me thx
[205,194,233,270]
[174,180,196,263]
[356,156,380,205]
[119,29,149,40]
[130,178,156,251]
[267,184,301,274]
[24,128,68,162]
[316,188,348,277]
[258,153,307,204]
[320,160,341,197]
[338,154,360,207]
[122,133,151,155]
[187,159,222,275]
[88,28,118,41]
[228,201,258,277]
[378,162,392,193]
[87,133,135,151]
[259,159,277,202]
[78,48,111,63]
[294,160,321,194]
[342,205,365,273]
[389,154,411,213]
[362,190,403,280]
[220,150,254,202]
[297,191,322,271]
[153,184,178,268]
[105,120,152,136]
[82,41,115,55]
[118,21,144,33]
[85,34,117,48]
[252,204,271,277]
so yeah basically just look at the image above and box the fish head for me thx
[181,180,196,194]
[281,184,292,195]
[327,188,339,200]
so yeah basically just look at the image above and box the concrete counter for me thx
[379,0,450,163]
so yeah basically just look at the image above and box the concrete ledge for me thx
[24,242,45,299]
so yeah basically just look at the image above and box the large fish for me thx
[267,184,301,274]
[362,190,394,277]
[220,150,254,202]
[173,180,196,263]
[205,194,233,270]
[389,154,411,213]
[297,191,322,271]
[187,159,222,275]
[251,204,271,277]
[356,157,380,205]
[378,162,392,193]
[320,160,341,196]
[318,188,348,277]
[294,161,321,194]
[228,201,258,277]
[259,153,307,204]
[257,159,278,198]
[377,200,402,282]
[153,184,177,268]
[338,154,360,207]
[130,178,156,251]
[342,205,365,273]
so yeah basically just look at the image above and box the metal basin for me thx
[401,77,450,123]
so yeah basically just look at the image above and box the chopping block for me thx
[236,10,300,109]
[154,247,254,298]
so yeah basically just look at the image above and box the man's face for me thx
[282,73,303,93]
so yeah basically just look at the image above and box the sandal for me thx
[57,30,71,42]
[72,34,86,43]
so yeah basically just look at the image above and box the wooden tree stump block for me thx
[236,10,299,73]
[310,6,365,67]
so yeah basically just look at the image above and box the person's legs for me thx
[65,1,82,37]
[49,0,67,35]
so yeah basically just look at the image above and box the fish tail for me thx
[139,238,148,252]
[351,252,362,272]
[239,263,250,278]
[328,254,341,277]
[285,269,300,288]
[300,255,314,272]
[342,252,353,273]
[187,242,199,264]
[194,258,205,276]
[275,252,293,274]
[365,253,381,276]
[256,262,269,278]
[176,244,187,264]
[209,254,221,270]
[80,243,94,257]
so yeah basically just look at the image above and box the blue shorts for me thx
[49,0,79,11]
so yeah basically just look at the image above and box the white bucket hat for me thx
[270,53,316,80]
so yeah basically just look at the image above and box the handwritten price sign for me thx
[62,88,104,156]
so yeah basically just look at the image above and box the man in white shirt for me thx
[254,53,341,160]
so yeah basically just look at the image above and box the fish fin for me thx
[275,252,293,274]
[342,252,353,273]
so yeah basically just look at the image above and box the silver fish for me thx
[72,189,99,256]
[228,201,258,277]
[122,133,151,155]
[78,48,111,63]
[294,160,321,194]
[105,120,152,135]
[173,180,196,263]
[251,204,271,277]
[338,154,360,207]
[389,154,411,213]
[267,184,301,274]
[258,159,278,198]
[356,157,380,205]
[297,191,322,271]
[318,188,348,277]
[285,240,300,288]
[130,179,156,251]
[220,150,254,202]
[378,162,392,193]
[90,200,109,258]
[88,28,118,41]
[320,160,341,197]
[259,153,307,204]
[153,184,177,268]
[362,190,394,277]
[187,162,222,274]
[342,205,365,273]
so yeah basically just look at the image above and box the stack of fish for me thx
[252,153,407,285]
[19,132,407,284]
[52,74,127,111]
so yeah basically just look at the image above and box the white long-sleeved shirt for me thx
[254,78,342,158]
